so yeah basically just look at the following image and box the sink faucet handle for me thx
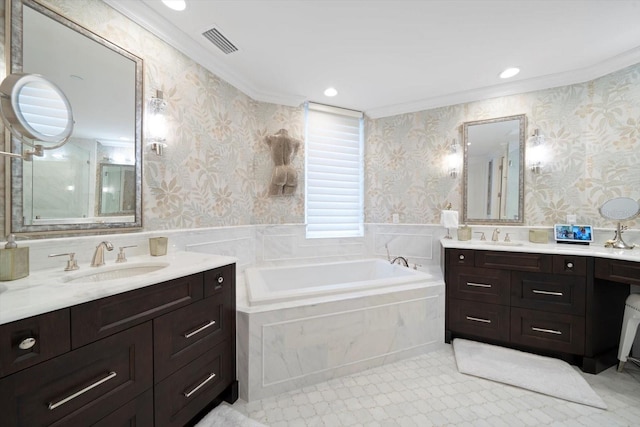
[116,245,137,263]
[49,252,79,271]
[473,231,486,241]
[504,233,511,242]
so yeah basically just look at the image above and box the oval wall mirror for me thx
[0,73,74,148]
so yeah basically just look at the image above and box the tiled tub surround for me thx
[237,258,445,401]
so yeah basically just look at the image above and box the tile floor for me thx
[230,344,640,426]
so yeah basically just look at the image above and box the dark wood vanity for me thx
[0,263,237,426]
[445,248,632,374]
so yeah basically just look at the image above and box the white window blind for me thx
[305,102,364,238]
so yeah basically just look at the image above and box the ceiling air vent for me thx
[202,27,238,54]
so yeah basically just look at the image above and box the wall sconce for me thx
[147,90,167,156]
[527,129,546,174]
[446,139,461,178]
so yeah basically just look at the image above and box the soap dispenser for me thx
[0,234,29,281]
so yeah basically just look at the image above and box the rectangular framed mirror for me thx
[5,0,143,235]
[461,114,526,224]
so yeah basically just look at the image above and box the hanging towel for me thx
[440,210,459,229]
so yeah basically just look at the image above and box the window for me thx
[305,103,364,238]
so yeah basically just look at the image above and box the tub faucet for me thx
[491,228,500,242]
[391,256,409,267]
[91,241,114,267]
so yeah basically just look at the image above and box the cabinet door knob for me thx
[459,254,465,260]
[566,262,574,269]
[18,337,36,350]
[217,276,224,284]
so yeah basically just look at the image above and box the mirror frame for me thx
[5,0,143,236]
[97,163,136,217]
[461,114,526,225]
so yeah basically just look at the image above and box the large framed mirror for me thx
[461,114,526,224]
[6,0,143,235]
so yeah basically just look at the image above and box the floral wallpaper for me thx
[366,65,640,228]
[0,0,638,238]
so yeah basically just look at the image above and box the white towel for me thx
[440,210,459,229]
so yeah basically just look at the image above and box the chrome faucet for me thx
[491,228,500,242]
[91,241,114,267]
[391,256,409,267]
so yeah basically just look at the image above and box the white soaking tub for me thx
[237,258,446,401]
[245,258,434,306]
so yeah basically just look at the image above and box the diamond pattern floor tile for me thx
[231,345,640,426]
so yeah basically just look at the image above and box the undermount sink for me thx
[62,262,170,283]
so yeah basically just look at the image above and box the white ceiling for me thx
[105,0,640,118]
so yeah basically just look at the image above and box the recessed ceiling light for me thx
[324,87,338,97]
[162,0,186,11]
[499,67,520,79]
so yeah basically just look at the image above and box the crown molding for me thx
[102,0,306,108]
[366,46,640,119]
[103,0,640,119]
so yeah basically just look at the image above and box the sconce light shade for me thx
[447,139,461,178]
[527,129,546,174]
[147,90,167,156]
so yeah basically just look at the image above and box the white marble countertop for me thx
[0,251,237,325]
[440,238,640,262]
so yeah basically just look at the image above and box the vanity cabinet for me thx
[445,248,615,371]
[0,263,237,427]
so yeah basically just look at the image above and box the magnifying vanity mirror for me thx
[461,114,525,225]
[5,0,143,235]
[0,73,74,160]
[599,197,640,249]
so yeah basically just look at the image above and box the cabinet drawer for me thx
[204,263,235,299]
[446,249,475,267]
[0,309,70,378]
[552,255,587,276]
[155,339,233,427]
[475,251,552,273]
[449,299,510,342]
[154,293,232,382]
[511,307,585,354]
[94,389,154,427]
[595,258,640,286]
[71,273,203,348]
[511,272,586,315]
[0,322,152,427]
[448,266,510,305]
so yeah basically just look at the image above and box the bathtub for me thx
[245,258,434,306]
[237,258,446,401]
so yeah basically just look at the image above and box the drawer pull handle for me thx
[183,372,216,398]
[531,326,562,335]
[48,371,117,410]
[217,276,224,284]
[532,289,563,297]
[183,320,216,339]
[466,282,492,288]
[466,316,491,324]
[459,254,465,260]
[18,337,36,350]
[566,262,574,269]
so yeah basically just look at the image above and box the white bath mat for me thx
[452,338,607,409]
[195,403,268,427]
